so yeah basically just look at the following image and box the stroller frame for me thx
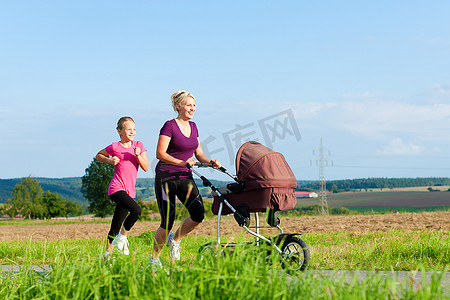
[189,162,310,271]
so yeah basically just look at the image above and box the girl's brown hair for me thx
[116,116,135,130]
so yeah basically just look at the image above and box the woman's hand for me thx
[210,159,221,168]
[185,157,196,167]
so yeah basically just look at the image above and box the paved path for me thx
[2,265,51,273]
[310,270,449,288]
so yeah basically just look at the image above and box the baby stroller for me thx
[188,141,310,271]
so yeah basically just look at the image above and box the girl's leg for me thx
[106,203,129,253]
[106,191,142,253]
[118,194,142,234]
[109,191,142,236]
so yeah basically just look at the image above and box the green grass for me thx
[1,250,447,299]
[0,230,448,299]
[308,230,449,271]
[1,230,448,270]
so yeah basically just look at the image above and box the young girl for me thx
[149,90,221,269]
[96,116,149,258]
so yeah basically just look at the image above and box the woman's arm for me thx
[96,149,120,166]
[194,138,221,168]
[156,135,194,167]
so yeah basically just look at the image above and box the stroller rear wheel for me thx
[280,236,310,271]
[199,242,219,262]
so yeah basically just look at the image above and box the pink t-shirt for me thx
[105,141,147,198]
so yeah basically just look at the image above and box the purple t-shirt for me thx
[105,140,147,198]
[155,119,199,176]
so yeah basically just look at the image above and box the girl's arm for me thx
[194,138,221,168]
[134,147,149,172]
[156,135,194,167]
[96,149,120,165]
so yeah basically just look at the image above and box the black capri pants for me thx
[107,190,142,243]
[155,173,205,231]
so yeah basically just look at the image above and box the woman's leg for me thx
[152,226,169,258]
[173,178,204,241]
[173,217,200,242]
[152,177,177,258]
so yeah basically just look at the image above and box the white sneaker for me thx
[112,234,129,255]
[103,250,112,261]
[167,232,181,261]
[149,255,163,271]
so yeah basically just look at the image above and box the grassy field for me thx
[1,225,449,299]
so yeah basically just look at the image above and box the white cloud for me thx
[421,84,450,104]
[333,98,450,141]
[377,138,425,156]
[290,102,338,119]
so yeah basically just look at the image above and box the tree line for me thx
[1,177,82,219]
[299,177,450,192]
[3,158,450,219]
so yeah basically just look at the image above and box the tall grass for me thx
[308,230,449,270]
[1,242,448,299]
[1,230,448,270]
[1,230,448,299]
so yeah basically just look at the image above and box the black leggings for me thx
[155,175,205,231]
[107,191,142,243]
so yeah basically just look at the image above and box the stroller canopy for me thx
[235,141,297,191]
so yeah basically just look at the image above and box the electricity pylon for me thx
[311,137,332,215]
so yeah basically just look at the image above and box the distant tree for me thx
[3,202,17,218]
[81,158,115,217]
[41,191,66,219]
[6,177,45,219]
[330,184,339,193]
[63,200,82,217]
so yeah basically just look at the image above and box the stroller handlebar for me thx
[187,162,236,181]
[187,162,228,173]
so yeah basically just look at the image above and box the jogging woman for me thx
[96,116,149,258]
[149,90,221,269]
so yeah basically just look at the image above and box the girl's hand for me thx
[134,147,141,157]
[111,156,120,166]
[210,159,221,168]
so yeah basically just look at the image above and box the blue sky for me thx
[1,1,449,181]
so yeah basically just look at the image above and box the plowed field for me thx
[1,211,448,242]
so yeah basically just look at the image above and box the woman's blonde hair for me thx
[171,90,195,112]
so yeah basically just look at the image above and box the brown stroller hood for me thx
[212,141,297,215]
[236,141,297,191]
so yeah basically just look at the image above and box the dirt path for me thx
[0,211,448,242]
